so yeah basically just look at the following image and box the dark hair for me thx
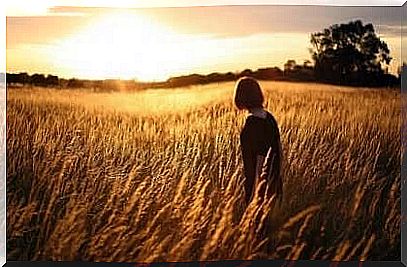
[233,77,264,110]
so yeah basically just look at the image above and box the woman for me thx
[234,77,283,206]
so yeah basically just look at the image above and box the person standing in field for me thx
[234,77,283,206]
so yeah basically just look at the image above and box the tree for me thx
[6,72,30,85]
[303,60,312,69]
[310,20,391,85]
[46,75,59,87]
[31,74,46,86]
[284,59,296,73]
[239,69,254,77]
[67,78,84,88]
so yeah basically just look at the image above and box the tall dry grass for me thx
[6,81,401,261]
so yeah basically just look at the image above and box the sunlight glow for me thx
[51,11,228,81]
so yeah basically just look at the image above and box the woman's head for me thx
[234,77,264,110]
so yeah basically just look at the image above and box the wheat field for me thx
[6,81,401,261]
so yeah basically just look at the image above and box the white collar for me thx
[248,108,267,119]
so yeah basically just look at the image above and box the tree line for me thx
[6,20,402,90]
[6,61,400,91]
[3,64,316,90]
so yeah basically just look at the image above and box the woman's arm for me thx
[255,155,266,185]
[260,139,283,201]
[241,138,256,204]
[241,118,262,204]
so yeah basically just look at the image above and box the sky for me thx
[6,3,405,81]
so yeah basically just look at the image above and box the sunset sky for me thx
[6,3,404,81]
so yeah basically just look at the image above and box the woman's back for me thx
[240,110,282,203]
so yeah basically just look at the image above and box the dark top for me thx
[240,111,282,202]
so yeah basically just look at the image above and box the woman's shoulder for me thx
[265,111,280,135]
[265,111,278,123]
[244,110,277,126]
[244,114,265,127]
[241,115,262,135]
[246,110,276,122]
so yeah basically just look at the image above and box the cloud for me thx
[375,24,406,37]
[8,5,403,47]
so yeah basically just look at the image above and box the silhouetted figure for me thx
[234,77,283,207]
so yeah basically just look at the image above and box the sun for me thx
[52,11,213,81]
